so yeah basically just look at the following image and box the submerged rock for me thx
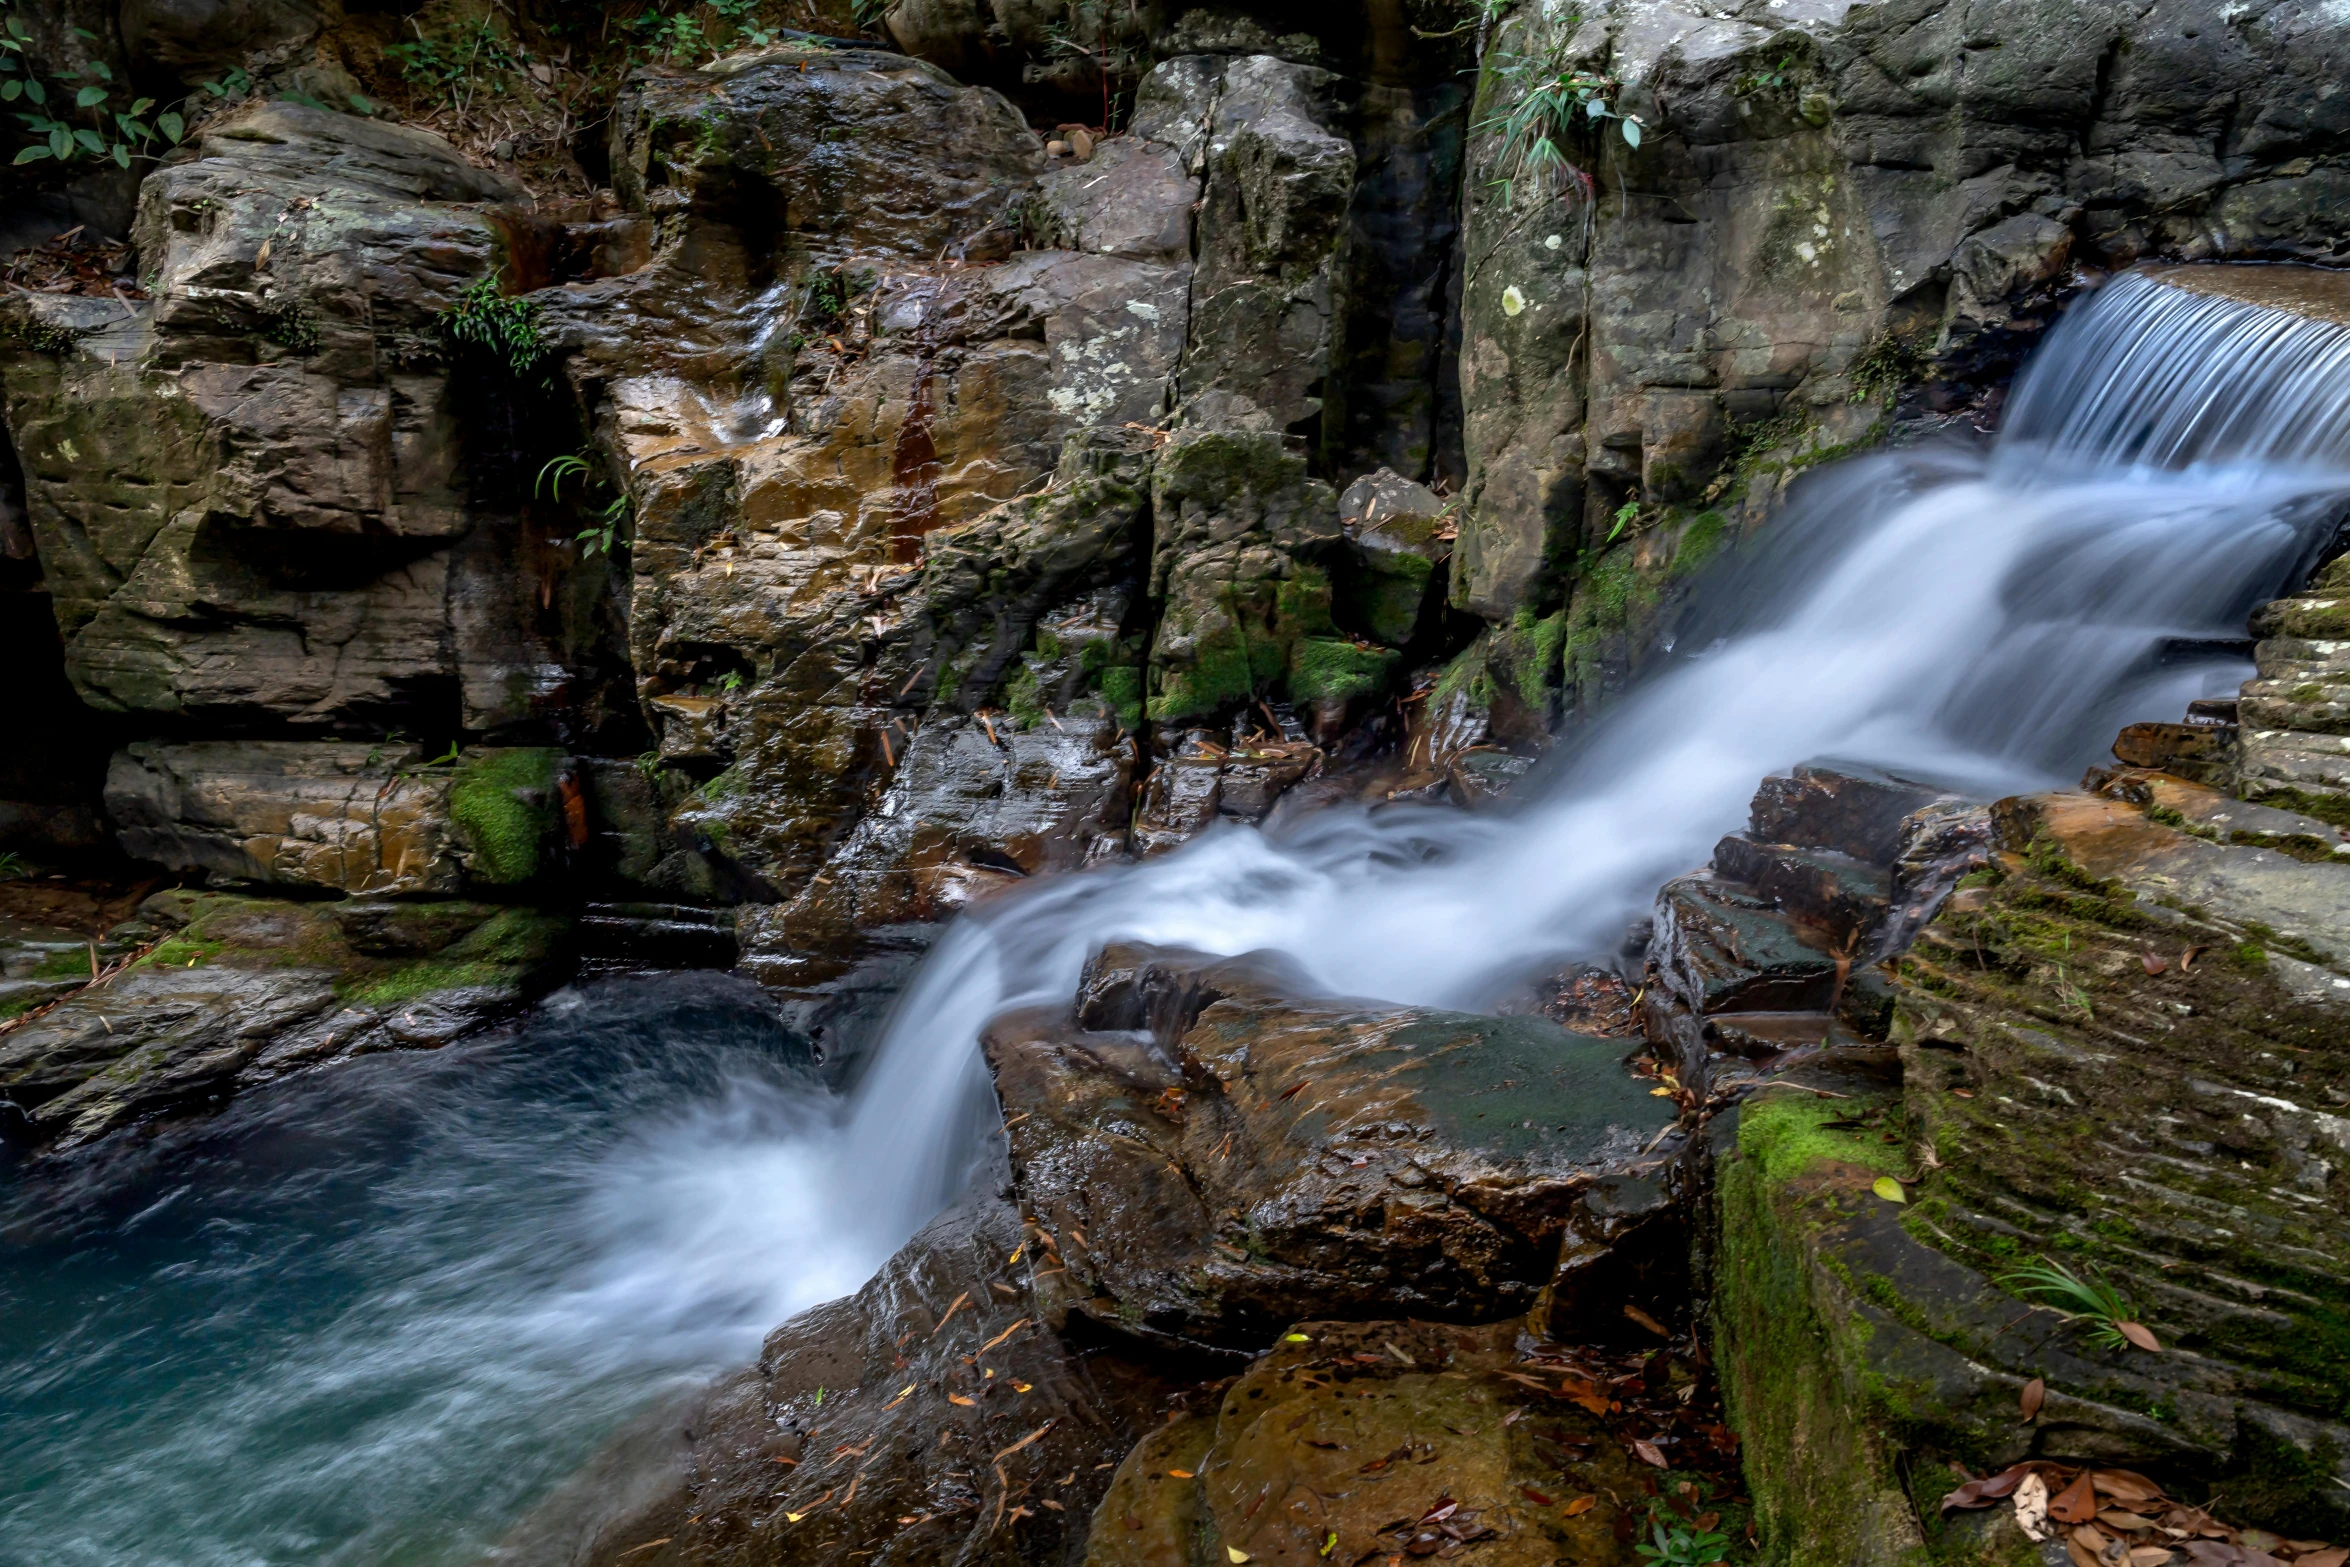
[982,944,1682,1351]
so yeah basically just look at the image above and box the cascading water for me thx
[4,269,2346,1566]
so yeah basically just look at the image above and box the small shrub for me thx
[440,275,547,378]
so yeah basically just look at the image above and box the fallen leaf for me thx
[1873,1175,1908,1204]
[2142,952,2168,975]
[2115,1322,2162,1353]
[1632,1439,1668,1468]
[1522,1488,1554,1506]
[1278,1080,1310,1101]
[1650,1085,1676,1097]
[2180,945,2207,971]
[1168,1469,1195,1479]
[2016,1472,2052,1542]
[2089,1471,2164,1506]
[976,1318,1032,1356]
[1284,1333,1312,1343]
[1012,1381,1033,1393]
[2098,1510,2155,1532]
[1622,1304,1670,1337]
[949,1394,978,1406]
[2293,1551,2347,1567]
[2067,1524,2111,1567]
[1562,1497,1597,1517]
[2021,1377,2046,1422]
[1228,1549,1252,1563]
[2130,1549,2178,1567]
[2051,1473,2100,1525]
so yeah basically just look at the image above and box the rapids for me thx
[4,269,2347,1565]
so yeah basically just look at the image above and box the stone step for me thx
[1747,760,1960,864]
[1709,832,1891,940]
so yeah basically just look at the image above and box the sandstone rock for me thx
[981,944,1680,1352]
[102,741,566,896]
[1178,55,1356,434]
[1716,771,2350,1563]
[1084,1318,1651,1567]
[0,890,569,1150]
[1335,468,1451,647]
[106,740,463,896]
[566,1189,1179,1567]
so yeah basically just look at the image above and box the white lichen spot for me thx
[1794,241,1818,264]
[1544,233,1563,250]
[57,438,79,463]
[1500,285,1527,317]
[1124,299,1161,321]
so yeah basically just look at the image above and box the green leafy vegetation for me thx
[441,276,548,378]
[1635,1521,1730,1567]
[1999,1256,2157,1352]
[2,9,190,169]
[0,850,24,879]
[1479,14,1644,211]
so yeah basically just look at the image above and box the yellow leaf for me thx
[1650,1085,1675,1097]
[1284,1333,1310,1343]
[1167,1468,1195,1479]
[784,1512,805,1523]
[1228,1549,1252,1564]
[949,1394,977,1406]
[1872,1176,1907,1204]
[1012,1381,1033,1392]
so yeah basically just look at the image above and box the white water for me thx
[10,272,2350,1566]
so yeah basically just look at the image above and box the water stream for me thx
[4,271,2347,1565]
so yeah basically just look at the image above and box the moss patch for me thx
[450,748,564,886]
[337,908,569,1008]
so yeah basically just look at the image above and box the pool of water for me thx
[0,972,878,1567]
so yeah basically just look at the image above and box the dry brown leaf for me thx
[1562,1497,1597,1518]
[2068,1532,2104,1567]
[2099,1511,2156,1532]
[2129,1550,2176,1567]
[2092,1472,2166,1506]
[1623,1305,1670,1337]
[2142,952,2168,975]
[1632,1440,1668,1469]
[2021,1377,2046,1422]
[2180,944,2208,971]
[2294,1550,2348,1567]
[949,1394,977,1407]
[2116,1322,2163,1353]
[2052,1474,2100,1525]
[1522,1488,1554,1506]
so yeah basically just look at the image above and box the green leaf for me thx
[73,126,105,155]
[49,124,69,158]
[0,80,17,102]
[88,58,112,81]
[24,77,45,105]
[1587,98,1608,118]
[1872,1176,1907,1204]
[75,84,107,108]
[1622,117,1642,148]
[112,140,128,166]
[11,141,49,162]
[157,110,182,143]
[130,97,154,115]
[4,16,26,40]
[347,92,375,114]
[0,53,17,69]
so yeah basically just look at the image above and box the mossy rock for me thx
[449,748,566,886]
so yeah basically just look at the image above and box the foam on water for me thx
[5,269,2349,1565]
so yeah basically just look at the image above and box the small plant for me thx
[536,452,592,501]
[1607,499,1641,543]
[4,12,187,169]
[713,669,744,693]
[387,17,526,116]
[0,849,25,879]
[440,276,547,378]
[1480,19,1645,210]
[630,9,707,62]
[1733,53,1801,97]
[577,495,629,558]
[1636,1521,1731,1567]
[2000,1257,2160,1352]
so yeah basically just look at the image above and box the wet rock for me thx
[102,741,567,896]
[739,709,1134,991]
[1146,411,1395,727]
[2240,553,2350,827]
[0,890,569,1151]
[2111,720,2236,785]
[1335,468,1451,647]
[611,46,1043,265]
[1084,1319,1649,1567]
[1748,761,1961,866]
[105,741,464,896]
[1175,55,1357,432]
[1035,135,1199,262]
[568,1190,1179,1567]
[980,944,1679,1352]
[1716,775,2350,1564]
[2089,766,2350,864]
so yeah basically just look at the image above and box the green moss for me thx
[338,908,567,1007]
[1670,510,1730,578]
[1739,1093,1910,1183]
[1097,663,1143,731]
[1287,638,1398,705]
[449,748,563,886]
[139,934,228,971]
[2244,786,2350,831]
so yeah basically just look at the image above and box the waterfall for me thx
[10,268,2350,1567]
[828,267,2350,1247]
